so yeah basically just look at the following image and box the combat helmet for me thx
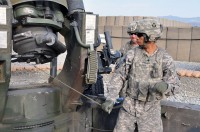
[127,19,163,42]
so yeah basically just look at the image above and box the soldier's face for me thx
[130,34,138,44]
[136,35,145,46]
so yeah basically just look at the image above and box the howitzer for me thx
[0,0,100,131]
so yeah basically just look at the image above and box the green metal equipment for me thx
[0,0,100,131]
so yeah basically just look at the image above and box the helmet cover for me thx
[127,19,163,41]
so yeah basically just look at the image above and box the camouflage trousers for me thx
[113,96,163,132]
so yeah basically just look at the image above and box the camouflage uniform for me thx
[119,41,137,56]
[117,40,137,97]
[106,46,180,132]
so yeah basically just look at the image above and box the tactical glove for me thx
[154,81,168,94]
[101,100,114,114]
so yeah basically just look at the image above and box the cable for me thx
[32,64,102,106]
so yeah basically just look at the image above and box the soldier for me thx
[102,19,180,132]
[117,22,139,97]
[119,22,139,55]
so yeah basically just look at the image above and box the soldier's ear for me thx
[143,34,149,43]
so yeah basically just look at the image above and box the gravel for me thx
[10,70,49,88]
[175,61,200,71]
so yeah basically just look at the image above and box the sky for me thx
[83,0,200,18]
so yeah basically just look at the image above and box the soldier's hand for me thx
[154,81,168,94]
[101,100,114,114]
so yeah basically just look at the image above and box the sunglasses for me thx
[130,33,144,37]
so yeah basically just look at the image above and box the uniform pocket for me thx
[151,62,163,78]
[137,82,149,102]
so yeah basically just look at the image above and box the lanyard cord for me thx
[32,64,102,106]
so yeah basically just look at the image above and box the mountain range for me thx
[160,16,200,27]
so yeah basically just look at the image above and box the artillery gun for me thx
[0,0,105,131]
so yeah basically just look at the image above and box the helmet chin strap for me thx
[139,34,149,48]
